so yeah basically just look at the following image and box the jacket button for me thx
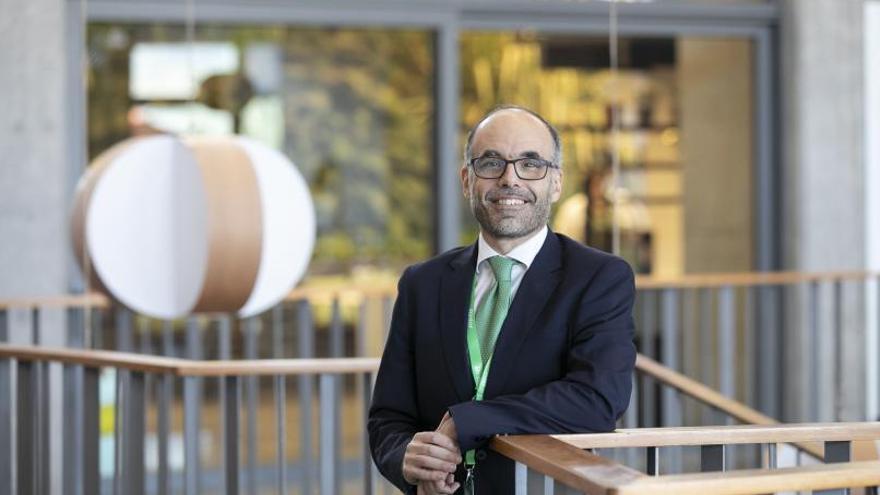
[476,449,487,461]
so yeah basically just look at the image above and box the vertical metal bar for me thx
[757,285,781,418]
[83,366,100,495]
[646,446,659,476]
[526,466,544,493]
[0,310,10,495]
[542,474,554,495]
[514,461,527,495]
[640,289,656,427]
[743,287,756,409]
[244,316,259,495]
[700,444,725,472]
[681,288,697,426]
[18,360,35,495]
[717,287,735,403]
[319,373,337,495]
[297,300,315,494]
[625,374,639,468]
[275,374,286,495]
[217,315,233,495]
[157,321,174,495]
[184,317,202,495]
[32,309,50,495]
[833,280,844,421]
[809,280,821,422]
[329,299,344,491]
[223,376,240,495]
[64,307,84,495]
[272,304,287,494]
[363,372,374,495]
[183,375,200,495]
[699,287,714,425]
[124,371,145,495]
[0,362,10,494]
[868,276,880,421]
[761,443,777,469]
[115,305,135,495]
[660,288,681,474]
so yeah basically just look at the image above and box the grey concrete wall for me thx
[781,0,865,422]
[0,0,70,299]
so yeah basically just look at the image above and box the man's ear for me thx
[460,165,470,199]
[550,167,563,203]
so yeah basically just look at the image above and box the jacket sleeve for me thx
[448,257,636,452]
[367,267,419,494]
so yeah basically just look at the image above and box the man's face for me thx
[461,110,563,240]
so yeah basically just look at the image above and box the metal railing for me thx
[0,344,383,495]
[2,269,879,492]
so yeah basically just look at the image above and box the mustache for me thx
[484,188,534,202]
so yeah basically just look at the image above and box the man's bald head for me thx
[463,105,562,166]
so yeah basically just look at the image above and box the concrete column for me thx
[0,0,70,299]
[781,0,865,421]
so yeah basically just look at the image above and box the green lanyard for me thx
[464,273,497,469]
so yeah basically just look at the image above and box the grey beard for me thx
[470,194,552,239]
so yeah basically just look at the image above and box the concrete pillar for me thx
[0,0,70,299]
[781,0,865,422]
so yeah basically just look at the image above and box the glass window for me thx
[460,32,754,276]
[88,24,434,286]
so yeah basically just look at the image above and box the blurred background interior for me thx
[2,0,880,493]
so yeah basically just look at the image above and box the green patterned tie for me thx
[475,256,516,366]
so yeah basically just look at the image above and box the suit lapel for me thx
[439,244,478,402]
[484,233,563,399]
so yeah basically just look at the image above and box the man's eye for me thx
[521,159,543,169]
[479,159,504,168]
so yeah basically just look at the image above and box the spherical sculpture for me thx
[71,135,315,319]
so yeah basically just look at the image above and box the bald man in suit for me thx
[368,105,636,494]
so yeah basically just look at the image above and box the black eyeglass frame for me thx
[468,156,559,180]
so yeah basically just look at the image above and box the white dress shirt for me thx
[473,225,548,308]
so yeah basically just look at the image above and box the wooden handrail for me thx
[634,270,875,289]
[555,422,880,449]
[492,434,880,495]
[491,435,645,493]
[634,354,825,458]
[3,269,878,309]
[0,344,380,377]
[613,461,880,495]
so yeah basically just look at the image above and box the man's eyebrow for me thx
[476,149,545,159]
[518,150,542,159]
[477,149,502,157]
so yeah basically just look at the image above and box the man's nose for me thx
[497,161,521,187]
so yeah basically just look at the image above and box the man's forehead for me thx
[471,109,554,156]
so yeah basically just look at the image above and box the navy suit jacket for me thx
[368,231,636,494]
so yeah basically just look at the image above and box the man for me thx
[368,105,636,494]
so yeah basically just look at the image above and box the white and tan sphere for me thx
[71,135,315,319]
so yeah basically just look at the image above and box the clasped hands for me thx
[402,412,462,494]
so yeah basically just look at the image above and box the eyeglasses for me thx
[469,155,557,180]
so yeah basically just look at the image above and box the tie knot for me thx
[488,256,516,284]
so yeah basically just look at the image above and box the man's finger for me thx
[404,465,448,482]
[411,454,457,473]
[430,432,459,451]
[419,443,462,463]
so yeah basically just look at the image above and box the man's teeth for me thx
[496,199,525,205]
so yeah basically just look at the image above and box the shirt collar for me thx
[476,225,548,273]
